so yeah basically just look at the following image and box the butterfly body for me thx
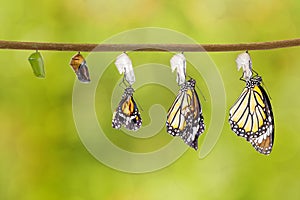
[229,75,274,155]
[112,87,142,131]
[166,79,205,150]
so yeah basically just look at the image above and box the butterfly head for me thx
[180,78,196,91]
[247,76,262,88]
[184,78,196,88]
[188,78,196,86]
[123,87,134,98]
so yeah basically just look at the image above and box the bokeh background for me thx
[1,0,300,199]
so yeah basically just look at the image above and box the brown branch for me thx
[0,39,300,52]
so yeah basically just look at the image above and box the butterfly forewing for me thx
[166,92,186,136]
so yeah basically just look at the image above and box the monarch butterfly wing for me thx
[112,96,128,129]
[125,95,142,131]
[112,91,142,131]
[229,84,270,138]
[249,85,274,155]
[251,85,274,138]
[229,87,251,138]
[180,88,205,150]
[166,91,186,136]
[192,87,205,135]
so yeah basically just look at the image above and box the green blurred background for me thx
[1,0,300,199]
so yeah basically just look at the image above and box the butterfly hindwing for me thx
[112,87,142,131]
[166,79,205,150]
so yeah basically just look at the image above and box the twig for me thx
[0,39,300,52]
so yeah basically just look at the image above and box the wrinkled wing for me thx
[166,88,205,150]
[112,95,142,131]
[180,88,205,150]
[166,91,186,136]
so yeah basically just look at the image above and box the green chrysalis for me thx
[28,51,45,78]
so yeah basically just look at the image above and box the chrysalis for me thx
[28,51,45,78]
[170,53,186,85]
[70,52,91,83]
[236,51,252,81]
[115,53,135,85]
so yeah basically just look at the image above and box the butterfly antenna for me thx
[252,69,259,76]
[252,69,270,98]
[239,73,246,82]
[118,76,129,89]
[118,80,126,89]
[134,93,144,112]
[187,74,206,101]
[262,80,272,100]
[195,84,207,102]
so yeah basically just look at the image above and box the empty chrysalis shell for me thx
[70,52,91,83]
[28,51,45,78]
[115,53,135,85]
[170,53,186,85]
[236,51,252,81]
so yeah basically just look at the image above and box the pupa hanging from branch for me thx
[70,52,91,83]
[28,50,45,78]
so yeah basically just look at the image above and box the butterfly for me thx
[166,78,205,150]
[112,87,142,131]
[229,74,274,155]
[70,52,91,83]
